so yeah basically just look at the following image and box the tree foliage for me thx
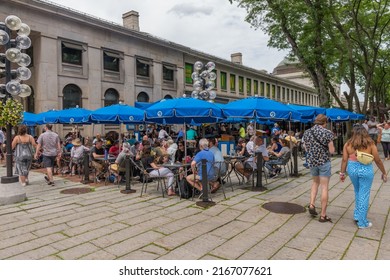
[230,0,390,114]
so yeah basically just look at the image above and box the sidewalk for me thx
[1,156,390,260]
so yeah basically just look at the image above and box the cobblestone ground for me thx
[1,155,390,260]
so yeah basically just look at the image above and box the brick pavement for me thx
[1,156,390,260]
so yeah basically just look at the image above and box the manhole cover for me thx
[262,202,306,214]
[60,188,93,194]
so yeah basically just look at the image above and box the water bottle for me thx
[104,149,108,160]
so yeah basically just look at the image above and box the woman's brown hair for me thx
[18,125,27,135]
[346,125,374,150]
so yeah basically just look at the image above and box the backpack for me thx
[178,179,193,199]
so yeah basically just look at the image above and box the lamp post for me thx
[0,15,32,205]
[191,61,217,207]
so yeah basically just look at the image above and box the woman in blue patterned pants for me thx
[340,125,387,229]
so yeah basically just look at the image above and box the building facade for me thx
[1,0,318,137]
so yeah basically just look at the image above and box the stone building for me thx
[1,0,318,137]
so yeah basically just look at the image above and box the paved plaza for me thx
[1,155,390,260]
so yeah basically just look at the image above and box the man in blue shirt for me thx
[186,138,215,191]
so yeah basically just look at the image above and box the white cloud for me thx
[45,0,288,72]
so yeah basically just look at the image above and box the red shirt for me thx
[109,145,120,157]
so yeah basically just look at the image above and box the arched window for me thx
[163,94,173,99]
[137,92,149,102]
[63,84,82,109]
[104,88,119,107]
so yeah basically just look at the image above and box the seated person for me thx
[110,142,132,183]
[130,141,141,160]
[167,139,178,163]
[268,137,282,154]
[246,135,256,155]
[70,138,88,175]
[235,138,250,157]
[90,139,106,181]
[285,131,298,146]
[208,137,226,193]
[235,136,269,182]
[186,138,215,192]
[141,146,175,196]
[108,140,120,157]
[265,139,290,178]
[175,141,193,163]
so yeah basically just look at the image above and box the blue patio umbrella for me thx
[221,96,302,121]
[286,104,326,120]
[34,109,59,125]
[145,97,224,124]
[22,112,40,126]
[86,103,145,124]
[43,107,92,124]
[325,108,355,122]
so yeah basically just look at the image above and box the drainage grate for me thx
[60,188,93,195]
[262,202,306,214]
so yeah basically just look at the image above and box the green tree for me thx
[230,0,390,114]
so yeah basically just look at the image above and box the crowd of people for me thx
[2,116,388,230]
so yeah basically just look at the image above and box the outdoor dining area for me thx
[19,96,365,204]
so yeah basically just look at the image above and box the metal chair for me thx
[277,151,291,179]
[132,159,168,197]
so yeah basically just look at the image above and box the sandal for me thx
[308,204,318,216]
[319,215,332,223]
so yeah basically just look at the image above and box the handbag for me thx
[356,150,374,165]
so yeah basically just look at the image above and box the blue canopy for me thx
[221,96,302,121]
[34,109,59,125]
[286,104,326,120]
[86,103,145,124]
[145,97,224,124]
[43,107,92,124]
[22,112,40,126]
[326,108,355,122]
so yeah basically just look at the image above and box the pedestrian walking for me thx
[340,124,387,229]
[302,114,335,223]
[0,127,5,160]
[376,121,390,160]
[34,124,61,185]
[11,125,37,186]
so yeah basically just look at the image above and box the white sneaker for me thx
[358,222,373,229]
[21,183,26,187]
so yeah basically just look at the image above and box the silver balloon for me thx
[200,70,209,79]
[19,84,32,97]
[5,48,21,63]
[205,81,215,90]
[5,15,22,31]
[209,72,217,81]
[200,90,209,99]
[6,80,21,95]
[0,30,10,45]
[17,23,31,36]
[191,72,199,80]
[193,81,202,91]
[16,66,31,80]
[17,53,31,67]
[191,90,199,99]
[194,61,203,71]
[205,61,215,72]
[209,90,217,100]
[16,35,31,49]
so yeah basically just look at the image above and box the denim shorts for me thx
[42,155,57,168]
[310,161,331,177]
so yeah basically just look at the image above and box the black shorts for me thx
[42,155,57,168]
